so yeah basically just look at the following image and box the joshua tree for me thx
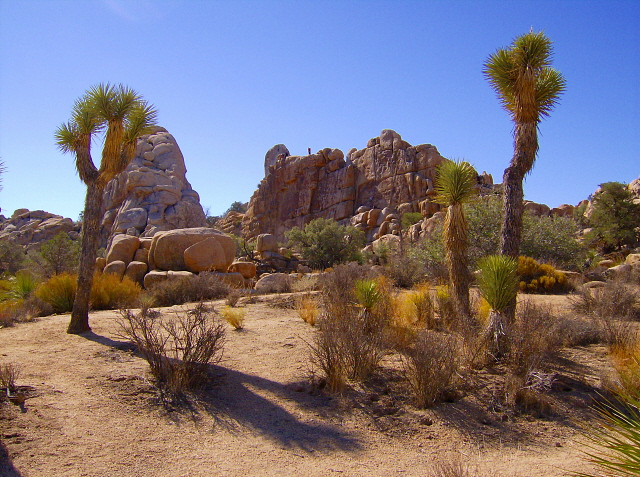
[55,84,156,334]
[434,159,478,318]
[483,30,566,258]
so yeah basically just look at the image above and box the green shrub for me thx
[517,256,568,294]
[90,273,141,310]
[10,270,39,299]
[401,212,423,229]
[286,218,365,269]
[0,241,25,276]
[35,273,77,313]
[38,232,80,276]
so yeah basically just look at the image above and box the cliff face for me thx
[101,127,206,245]
[243,130,448,241]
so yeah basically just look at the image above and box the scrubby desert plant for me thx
[117,303,225,393]
[38,232,80,276]
[145,272,230,307]
[10,271,39,299]
[517,256,568,293]
[35,273,77,314]
[296,294,319,326]
[90,273,141,310]
[434,285,457,330]
[401,330,459,408]
[225,289,241,307]
[0,362,20,393]
[220,306,245,330]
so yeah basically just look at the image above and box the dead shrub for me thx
[116,303,225,393]
[225,289,241,307]
[318,263,376,313]
[0,362,20,392]
[146,272,230,307]
[401,330,459,408]
[506,300,560,378]
[569,280,640,321]
[430,455,473,477]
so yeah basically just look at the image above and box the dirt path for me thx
[0,297,603,476]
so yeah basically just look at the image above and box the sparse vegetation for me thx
[90,273,141,310]
[220,305,245,330]
[116,303,225,394]
[144,272,230,307]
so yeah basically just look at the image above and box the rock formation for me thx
[101,127,206,246]
[0,209,79,250]
[243,130,450,241]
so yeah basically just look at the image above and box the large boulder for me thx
[106,234,141,266]
[125,261,148,285]
[101,127,206,244]
[150,228,235,272]
[103,260,126,280]
[264,144,290,176]
[184,237,228,273]
[228,261,257,279]
[0,209,79,250]
[254,273,292,294]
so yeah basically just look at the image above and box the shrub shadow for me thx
[0,438,23,477]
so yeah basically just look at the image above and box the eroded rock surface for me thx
[101,127,206,244]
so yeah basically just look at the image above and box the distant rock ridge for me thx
[100,127,206,247]
[244,129,464,241]
[0,209,79,251]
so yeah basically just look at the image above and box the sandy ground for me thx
[0,294,609,476]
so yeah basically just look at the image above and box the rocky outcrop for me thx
[0,209,79,250]
[244,130,449,241]
[101,127,206,246]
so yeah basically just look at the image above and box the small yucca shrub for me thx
[354,278,382,312]
[11,271,39,299]
[90,273,141,310]
[35,273,77,314]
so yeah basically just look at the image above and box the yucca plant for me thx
[10,271,39,299]
[574,391,640,476]
[434,159,478,319]
[354,279,382,312]
[477,255,518,357]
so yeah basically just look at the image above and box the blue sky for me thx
[0,0,638,221]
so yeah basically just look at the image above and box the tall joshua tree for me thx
[55,84,156,334]
[483,30,566,258]
[434,159,478,319]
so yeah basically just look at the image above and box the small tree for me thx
[0,241,24,276]
[39,232,80,276]
[587,182,640,252]
[225,201,247,215]
[286,218,365,269]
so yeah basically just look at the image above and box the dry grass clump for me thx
[90,273,141,310]
[35,272,77,313]
[401,330,459,408]
[220,306,245,330]
[295,293,319,326]
[0,362,20,392]
[145,272,231,307]
[225,289,241,307]
[570,279,640,321]
[116,303,225,393]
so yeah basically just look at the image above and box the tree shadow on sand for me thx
[185,366,362,454]
[0,438,23,477]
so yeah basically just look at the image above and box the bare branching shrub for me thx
[401,330,459,408]
[506,300,560,378]
[569,280,640,321]
[434,286,457,330]
[431,455,473,477]
[117,303,225,393]
[318,263,376,313]
[308,314,348,393]
[0,362,20,392]
[225,289,241,307]
[146,272,231,307]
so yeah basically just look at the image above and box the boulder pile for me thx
[0,209,79,251]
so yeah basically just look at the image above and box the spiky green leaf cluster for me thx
[354,279,381,312]
[483,30,566,124]
[434,159,478,207]
[477,255,518,312]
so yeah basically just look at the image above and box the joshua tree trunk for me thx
[67,180,104,334]
[445,203,471,319]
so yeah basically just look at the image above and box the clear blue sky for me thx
[1,0,638,220]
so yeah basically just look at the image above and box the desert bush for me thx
[35,272,77,313]
[0,241,25,276]
[404,233,448,283]
[401,330,459,408]
[434,285,457,330]
[517,256,569,294]
[225,289,241,307]
[286,218,365,269]
[383,250,430,288]
[0,362,20,392]
[318,263,376,312]
[296,294,319,326]
[220,306,245,330]
[430,455,474,477]
[570,280,640,322]
[117,303,225,393]
[38,232,80,276]
[145,272,231,307]
[401,212,423,229]
[90,273,141,310]
[9,270,39,299]
[506,300,560,378]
